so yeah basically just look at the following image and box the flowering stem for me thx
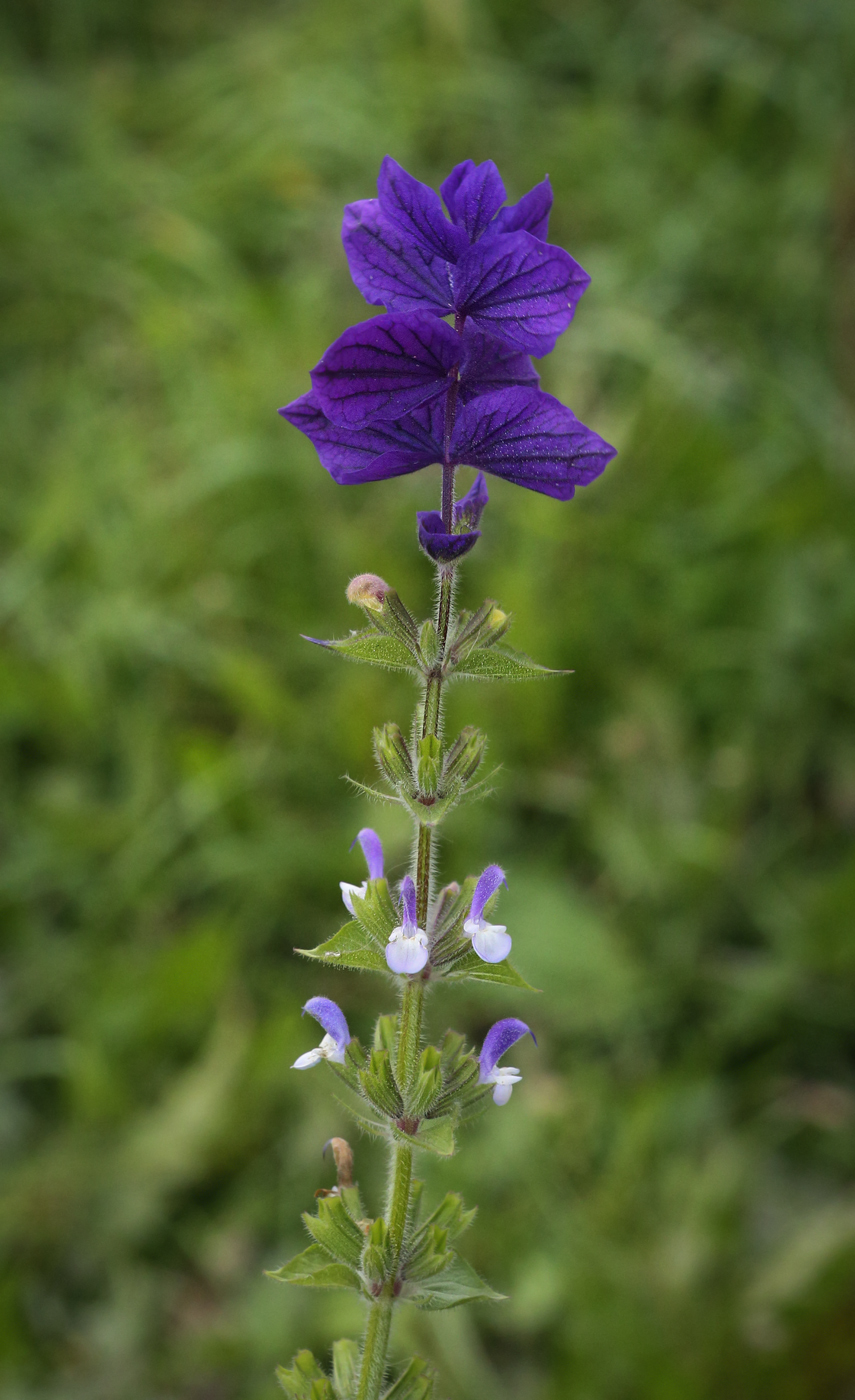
[356,544,457,1397]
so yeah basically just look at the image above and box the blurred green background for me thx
[2,0,855,1396]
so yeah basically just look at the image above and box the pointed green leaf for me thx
[382,1357,438,1400]
[276,1350,334,1400]
[331,1339,361,1400]
[344,776,402,805]
[405,1252,505,1311]
[452,643,569,682]
[442,947,539,990]
[305,629,419,674]
[296,922,388,974]
[267,1244,361,1292]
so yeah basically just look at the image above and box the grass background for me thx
[1,0,855,1396]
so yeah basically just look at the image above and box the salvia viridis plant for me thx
[274,156,617,1400]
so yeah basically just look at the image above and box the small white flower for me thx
[478,1018,535,1107]
[291,998,351,1070]
[464,864,511,963]
[482,1065,522,1106]
[292,1032,348,1070]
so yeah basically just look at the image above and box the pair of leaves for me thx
[308,622,565,684]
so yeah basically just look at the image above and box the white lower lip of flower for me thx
[292,1033,346,1069]
[485,1066,521,1106]
[464,916,512,964]
[340,880,368,916]
[386,925,429,975]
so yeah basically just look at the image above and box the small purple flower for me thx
[478,1018,537,1105]
[309,313,538,430]
[342,157,589,356]
[417,472,489,564]
[340,827,384,916]
[385,874,428,975]
[281,387,615,500]
[464,865,511,963]
[292,997,351,1069]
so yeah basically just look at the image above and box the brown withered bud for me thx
[322,1136,355,1190]
[346,574,391,614]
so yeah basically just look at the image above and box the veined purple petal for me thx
[479,1018,536,1082]
[451,230,589,356]
[417,511,481,563]
[311,313,460,427]
[343,200,453,314]
[453,471,489,531]
[280,392,440,485]
[353,827,384,880]
[400,874,418,931]
[458,326,539,403]
[470,864,507,923]
[378,156,468,264]
[303,996,350,1051]
[452,387,617,500]
[440,159,506,242]
[491,177,553,241]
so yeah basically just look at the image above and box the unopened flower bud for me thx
[484,606,510,643]
[346,573,391,613]
[443,726,487,786]
[374,723,414,787]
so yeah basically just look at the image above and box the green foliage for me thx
[381,1358,437,1400]
[331,1340,361,1400]
[403,1254,505,1311]
[276,1351,335,1400]
[301,1196,367,1272]
[2,0,855,1396]
[267,1246,361,1294]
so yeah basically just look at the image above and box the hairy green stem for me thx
[356,532,458,1399]
[356,1299,393,1400]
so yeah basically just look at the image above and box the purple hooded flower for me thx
[464,864,511,963]
[342,156,589,356]
[310,312,537,429]
[417,472,489,564]
[281,386,616,501]
[386,874,428,975]
[340,827,384,916]
[478,1017,536,1105]
[292,997,351,1070]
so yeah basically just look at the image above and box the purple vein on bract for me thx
[310,312,539,429]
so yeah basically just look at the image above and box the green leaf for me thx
[302,1195,367,1269]
[331,1339,360,1400]
[405,1252,505,1311]
[304,629,419,674]
[266,1244,361,1292]
[452,643,569,682]
[276,1350,335,1400]
[381,1356,438,1400]
[442,947,540,990]
[296,921,388,974]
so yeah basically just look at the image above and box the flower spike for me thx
[340,827,384,916]
[464,864,511,963]
[292,997,351,1070]
[479,1018,537,1105]
[386,874,429,975]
